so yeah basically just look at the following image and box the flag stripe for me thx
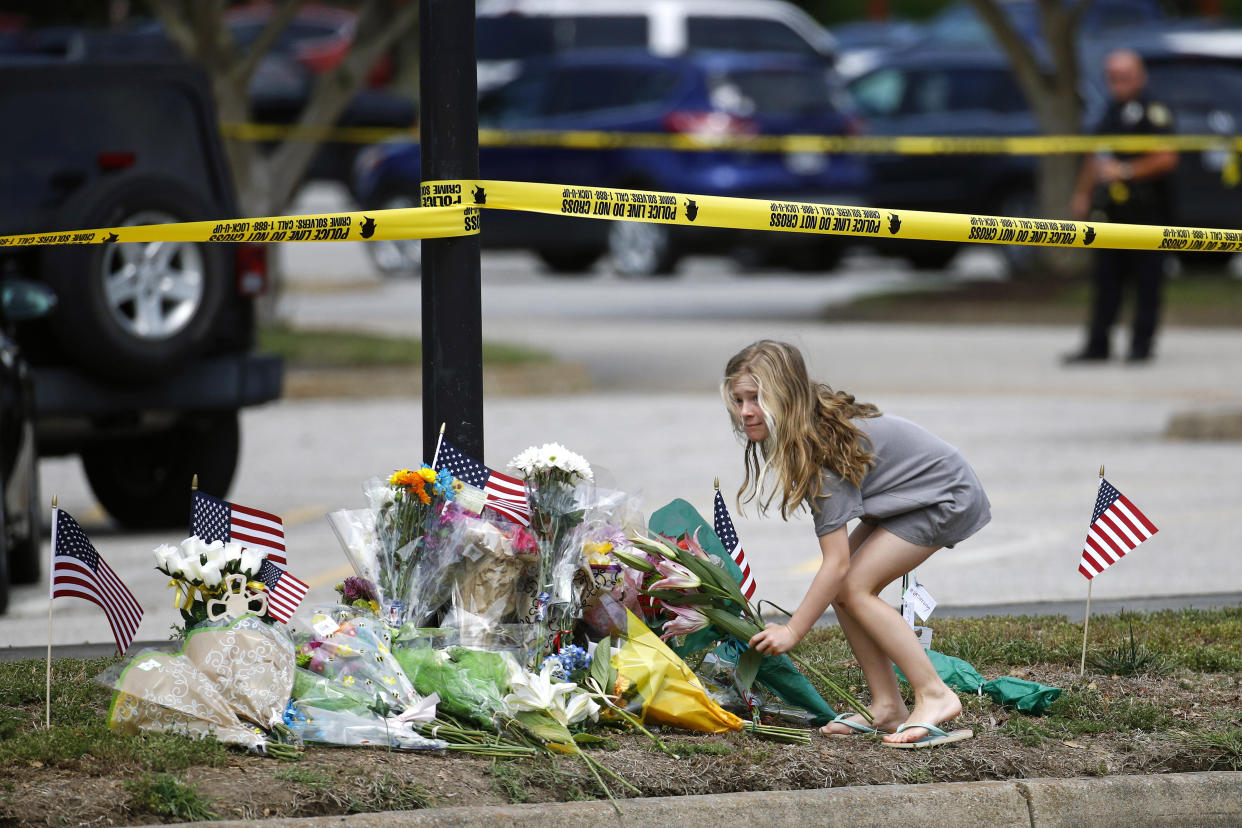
[1112,501,1155,541]
[1107,506,1145,545]
[229,503,283,526]
[230,516,284,538]
[230,529,286,551]
[1085,535,1117,565]
[1117,494,1158,534]
[1091,523,1126,558]
[1079,563,1096,579]
[1100,510,1140,547]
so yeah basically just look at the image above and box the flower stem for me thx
[788,651,872,723]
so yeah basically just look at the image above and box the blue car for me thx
[354,50,869,276]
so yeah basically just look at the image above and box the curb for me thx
[193,771,1242,827]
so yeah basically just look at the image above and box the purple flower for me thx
[339,576,378,605]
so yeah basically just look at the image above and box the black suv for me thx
[0,59,283,540]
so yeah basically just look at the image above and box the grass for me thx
[259,325,551,368]
[126,773,218,822]
[345,771,434,813]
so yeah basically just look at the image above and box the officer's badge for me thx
[1147,102,1171,127]
[1109,180,1130,204]
[1122,101,1144,126]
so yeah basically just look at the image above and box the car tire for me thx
[8,425,41,585]
[608,221,679,277]
[39,174,230,383]
[365,193,422,277]
[536,246,604,275]
[82,412,240,530]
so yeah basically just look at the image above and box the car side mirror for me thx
[2,279,58,322]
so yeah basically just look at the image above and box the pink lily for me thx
[683,529,711,561]
[659,604,709,640]
[650,558,701,591]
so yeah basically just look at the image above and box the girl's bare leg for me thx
[819,522,907,734]
[833,527,961,744]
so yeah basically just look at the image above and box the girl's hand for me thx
[750,622,799,656]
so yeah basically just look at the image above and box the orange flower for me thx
[389,469,420,488]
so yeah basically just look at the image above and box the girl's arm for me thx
[750,525,851,656]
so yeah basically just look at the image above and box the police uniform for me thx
[1081,96,1175,361]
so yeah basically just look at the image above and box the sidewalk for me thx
[196,772,1242,827]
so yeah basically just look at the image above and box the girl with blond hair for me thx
[725,340,990,747]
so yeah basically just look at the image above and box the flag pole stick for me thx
[430,422,446,468]
[1079,465,1105,676]
[46,495,57,729]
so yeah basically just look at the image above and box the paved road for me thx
[3,184,1240,650]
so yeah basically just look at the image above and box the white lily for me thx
[561,692,600,726]
[504,662,580,715]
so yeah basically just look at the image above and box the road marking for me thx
[283,504,331,528]
[306,563,354,589]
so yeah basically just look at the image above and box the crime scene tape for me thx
[0,205,476,249]
[3,179,1240,254]
[422,179,1242,254]
[220,121,1242,156]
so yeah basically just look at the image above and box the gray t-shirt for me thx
[810,414,990,546]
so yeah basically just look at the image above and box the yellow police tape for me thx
[0,205,477,249]
[221,121,1241,156]
[421,179,1242,254]
[2,178,1239,254]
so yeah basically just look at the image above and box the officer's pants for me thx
[1085,249,1165,359]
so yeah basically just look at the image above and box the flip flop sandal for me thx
[820,712,889,737]
[882,722,973,749]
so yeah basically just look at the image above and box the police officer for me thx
[1066,49,1178,364]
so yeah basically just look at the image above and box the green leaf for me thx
[736,646,762,692]
[572,732,610,744]
[640,590,719,606]
[611,549,658,574]
[702,608,763,643]
[589,636,613,694]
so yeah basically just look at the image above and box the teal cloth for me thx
[897,649,1061,715]
[648,498,837,725]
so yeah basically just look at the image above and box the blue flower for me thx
[435,468,456,499]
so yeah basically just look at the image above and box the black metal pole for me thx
[418,0,483,461]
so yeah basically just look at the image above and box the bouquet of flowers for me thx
[328,466,455,625]
[614,532,870,722]
[509,442,593,660]
[153,536,269,629]
[182,614,297,734]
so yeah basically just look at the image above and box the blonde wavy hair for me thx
[722,340,880,519]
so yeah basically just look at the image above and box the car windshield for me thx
[925,0,1159,46]
[479,64,681,124]
[686,17,820,56]
[712,67,836,116]
[477,16,648,61]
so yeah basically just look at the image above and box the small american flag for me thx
[713,489,757,600]
[257,559,308,623]
[50,508,143,654]
[435,440,531,526]
[191,491,286,567]
[1079,478,1158,580]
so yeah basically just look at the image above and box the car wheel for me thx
[82,413,239,530]
[608,221,678,277]
[40,174,230,383]
[8,422,41,585]
[365,194,422,277]
[535,246,604,275]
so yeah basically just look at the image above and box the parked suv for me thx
[476,0,837,91]
[849,38,1242,270]
[356,50,869,276]
[0,58,283,533]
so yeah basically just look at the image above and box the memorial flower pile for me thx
[98,440,853,794]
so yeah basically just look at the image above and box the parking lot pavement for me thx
[6,316,1240,648]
